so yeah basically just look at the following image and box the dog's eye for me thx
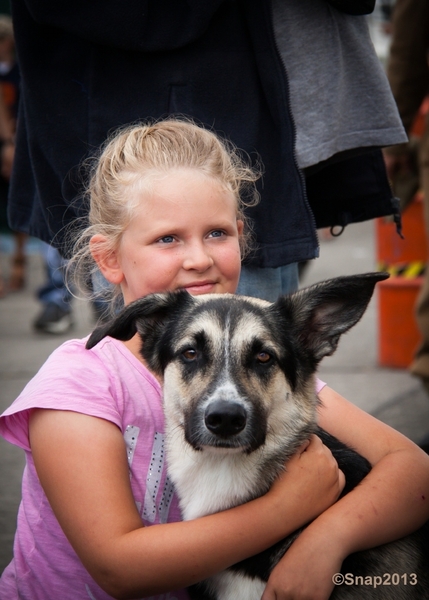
[257,351,272,364]
[182,348,197,362]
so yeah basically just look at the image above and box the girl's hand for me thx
[268,434,345,526]
[262,528,344,600]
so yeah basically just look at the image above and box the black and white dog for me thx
[87,273,429,600]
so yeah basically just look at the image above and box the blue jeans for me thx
[37,243,73,311]
[236,263,299,302]
[91,268,114,316]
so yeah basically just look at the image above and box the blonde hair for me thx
[68,118,261,308]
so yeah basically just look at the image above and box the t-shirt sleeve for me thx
[315,377,326,394]
[0,339,122,451]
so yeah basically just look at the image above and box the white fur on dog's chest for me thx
[166,437,264,521]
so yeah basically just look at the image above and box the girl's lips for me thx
[181,281,217,295]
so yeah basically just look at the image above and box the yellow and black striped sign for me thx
[377,261,426,278]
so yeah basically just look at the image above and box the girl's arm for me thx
[29,408,344,600]
[263,385,429,600]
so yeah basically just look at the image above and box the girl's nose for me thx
[183,242,214,271]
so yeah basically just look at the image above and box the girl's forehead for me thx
[130,167,238,210]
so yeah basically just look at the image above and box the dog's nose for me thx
[204,401,247,437]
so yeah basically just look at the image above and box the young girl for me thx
[0,120,428,600]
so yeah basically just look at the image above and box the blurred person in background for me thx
[383,0,429,392]
[0,14,25,296]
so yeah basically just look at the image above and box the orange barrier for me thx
[377,277,422,368]
[376,196,426,368]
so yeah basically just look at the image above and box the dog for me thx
[87,272,429,600]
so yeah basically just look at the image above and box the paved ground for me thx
[1,220,429,574]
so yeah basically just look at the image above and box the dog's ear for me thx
[86,290,193,350]
[272,272,389,363]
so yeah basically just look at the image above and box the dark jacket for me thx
[9,0,395,266]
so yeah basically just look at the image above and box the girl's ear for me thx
[237,219,244,236]
[90,234,124,285]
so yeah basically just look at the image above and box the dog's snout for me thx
[204,401,247,437]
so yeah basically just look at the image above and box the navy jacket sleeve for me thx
[22,0,226,50]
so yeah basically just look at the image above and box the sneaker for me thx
[33,302,73,334]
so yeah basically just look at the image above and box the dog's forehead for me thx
[173,294,275,346]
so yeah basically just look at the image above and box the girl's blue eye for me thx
[158,235,175,244]
[209,230,225,238]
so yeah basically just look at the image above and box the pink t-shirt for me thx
[0,336,189,600]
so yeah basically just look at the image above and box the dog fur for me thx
[87,273,429,600]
